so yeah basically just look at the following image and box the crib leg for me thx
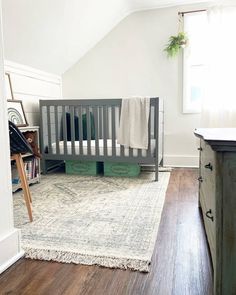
[155,162,158,181]
[41,159,47,175]
[159,158,164,167]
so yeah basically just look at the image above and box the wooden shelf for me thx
[11,126,41,193]
[12,176,40,193]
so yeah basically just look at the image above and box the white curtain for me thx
[201,6,236,127]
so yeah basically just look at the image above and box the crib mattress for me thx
[51,139,156,157]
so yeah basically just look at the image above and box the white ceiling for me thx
[2,0,212,74]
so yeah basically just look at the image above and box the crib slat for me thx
[78,106,83,155]
[150,107,157,138]
[74,107,79,154]
[147,108,151,157]
[86,106,91,156]
[54,106,59,155]
[62,106,68,155]
[138,148,142,158]
[93,106,99,156]
[111,106,116,156]
[153,106,156,160]
[155,99,159,181]
[47,106,52,154]
[99,107,103,139]
[129,147,133,158]
[39,105,45,154]
[119,105,125,157]
[103,105,108,156]
[120,143,125,157]
[70,106,75,156]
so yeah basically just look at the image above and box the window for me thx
[183,11,207,113]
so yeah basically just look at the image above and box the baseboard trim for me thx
[0,250,24,274]
[0,228,24,274]
[164,154,199,168]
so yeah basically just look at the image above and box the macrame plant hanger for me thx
[178,13,187,48]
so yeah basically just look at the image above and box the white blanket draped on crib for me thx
[117,97,150,149]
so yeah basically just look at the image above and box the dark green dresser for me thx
[195,128,236,295]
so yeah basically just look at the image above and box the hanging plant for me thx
[164,13,188,58]
[164,32,188,57]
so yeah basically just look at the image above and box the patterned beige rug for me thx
[13,171,170,272]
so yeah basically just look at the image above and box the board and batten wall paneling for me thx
[5,60,62,126]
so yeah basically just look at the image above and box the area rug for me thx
[13,171,170,272]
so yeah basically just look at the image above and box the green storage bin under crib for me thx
[65,160,102,176]
[104,162,140,177]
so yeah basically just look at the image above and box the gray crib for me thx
[39,97,163,180]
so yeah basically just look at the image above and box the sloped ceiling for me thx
[2,0,211,74]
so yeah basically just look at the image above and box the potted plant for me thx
[164,32,188,57]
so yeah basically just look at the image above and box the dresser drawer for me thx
[200,140,217,180]
[200,174,216,224]
[199,140,216,219]
[199,140,217,270]
[200,187,216,270]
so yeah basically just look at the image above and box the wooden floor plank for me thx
[0,169,213,295]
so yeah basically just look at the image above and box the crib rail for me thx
[40,98,162,179]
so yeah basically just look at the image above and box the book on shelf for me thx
[11,166,20,184]
[11,157,39,184]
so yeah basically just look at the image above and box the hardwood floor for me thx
[0,169,213,295]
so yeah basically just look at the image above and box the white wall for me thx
[0,60,61,273]
[5,61,62,126]
[0,1,23,274]
[62,4,207,167]
[2,0,130,74]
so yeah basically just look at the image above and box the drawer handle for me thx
[206,209,214,222]
[198,176,203,182]
[198,147,203,151]
[204,163,213,171]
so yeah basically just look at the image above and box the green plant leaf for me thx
[164,32,188,58]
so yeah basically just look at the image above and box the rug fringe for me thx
[24,247,150,272]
